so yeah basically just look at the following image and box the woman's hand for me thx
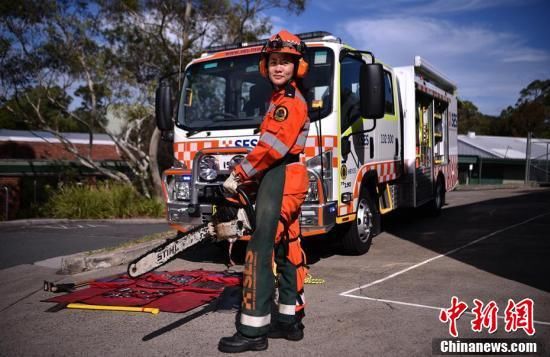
[223,171,240,194]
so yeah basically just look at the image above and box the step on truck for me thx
[155,31,458,255]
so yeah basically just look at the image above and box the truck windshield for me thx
[177,47,334,131]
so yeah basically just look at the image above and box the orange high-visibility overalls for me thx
[234,80,309,337]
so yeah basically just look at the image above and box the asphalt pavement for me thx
[0,220,171,269]
[0,187,548,356]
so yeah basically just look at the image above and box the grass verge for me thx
[42,182,165,219]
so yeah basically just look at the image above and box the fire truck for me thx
[155,31,458,256]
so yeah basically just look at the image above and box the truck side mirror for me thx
[155,81,174,131]
[360,63,385,119]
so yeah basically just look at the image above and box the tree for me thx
[457,99,496,135]
[504,79,550,138]
[517,79,550,106]
[1,0,305,197]
[0,86,87,131]
[508,101,546,137]
[1,0,138,186]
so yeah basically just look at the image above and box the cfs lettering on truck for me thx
[155,31,458,255]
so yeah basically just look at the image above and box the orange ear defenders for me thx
[295,56,309,78]
[258,40,309,79]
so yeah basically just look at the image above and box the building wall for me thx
[458,159,526,185]
[0,137,123,220]
[0,141,120,160]
[0,177,21,220]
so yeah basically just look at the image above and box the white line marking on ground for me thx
[339,212,550,326]
[40,224,108,230]
[342,294,550,326]
[340,212,550,296]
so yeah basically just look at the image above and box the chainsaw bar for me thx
[127,223,211,278]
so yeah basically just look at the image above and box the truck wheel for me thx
[341,191,380,255]
[429,178,445,216]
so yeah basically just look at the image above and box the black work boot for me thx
[218,332,268,353]
[268,321,304,341]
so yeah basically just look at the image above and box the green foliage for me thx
[457,99,498,135]
[42,182,164,219]
[459,79,550,138]
[517,79,550,106]
[0,86,87,131]
[1,0,307,197]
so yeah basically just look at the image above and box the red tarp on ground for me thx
[44,270,242,313]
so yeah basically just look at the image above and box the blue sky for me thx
[266,0,550,116]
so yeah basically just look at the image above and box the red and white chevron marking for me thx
[338,160,401,216]
[433,155,458,191]
[303,136,339,167]
[173,135,339,169]
[174,140,219,169]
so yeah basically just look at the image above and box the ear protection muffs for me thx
[258,41,309,79]
[259,54,309,79]
[259,53,269,78]
[295,57,309,78]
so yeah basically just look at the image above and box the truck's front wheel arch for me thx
[340,175,381,255]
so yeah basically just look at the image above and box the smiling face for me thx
[268,52,296,89]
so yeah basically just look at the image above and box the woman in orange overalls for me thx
[219,30,310,353]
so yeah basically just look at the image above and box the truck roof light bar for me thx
[204,31,336,54]
[296,31,333,41]
[203,43,242,54]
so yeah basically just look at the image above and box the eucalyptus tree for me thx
[0,0,305,197]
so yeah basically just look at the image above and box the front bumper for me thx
[167,202,213,226]
[299,201,337,236]
[167,200,337,237]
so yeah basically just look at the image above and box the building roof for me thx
[458,132,550,160]
[0,129,116,145]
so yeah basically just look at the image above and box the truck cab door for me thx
[340,55,372,168]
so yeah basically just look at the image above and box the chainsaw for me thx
[127,188,254,278]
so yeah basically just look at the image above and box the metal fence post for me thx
[546,143,549,183]
[2,186,8,221]
[524,132,532,184]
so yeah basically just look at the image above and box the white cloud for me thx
[502,51,550,63]
[345,0,532,14]
[397,0,530,14]
[311,0,336,12]
[268,15,305,36]
[341,16,550,115]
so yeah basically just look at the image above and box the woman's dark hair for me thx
[294,77,307,96]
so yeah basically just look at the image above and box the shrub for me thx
[42,182,164,219]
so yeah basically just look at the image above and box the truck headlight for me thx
[228,155,245,171]
[305,172,320,203]
[305,151,333,202]
[164,173,191,202]
[198,155,218,181]
[174,181,190,201]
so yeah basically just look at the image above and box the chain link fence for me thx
[525,134,550,185]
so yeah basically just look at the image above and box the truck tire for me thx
[429,177,445,216]
[341,190,380,255]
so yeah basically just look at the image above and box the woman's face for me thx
[268,52,295,88]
